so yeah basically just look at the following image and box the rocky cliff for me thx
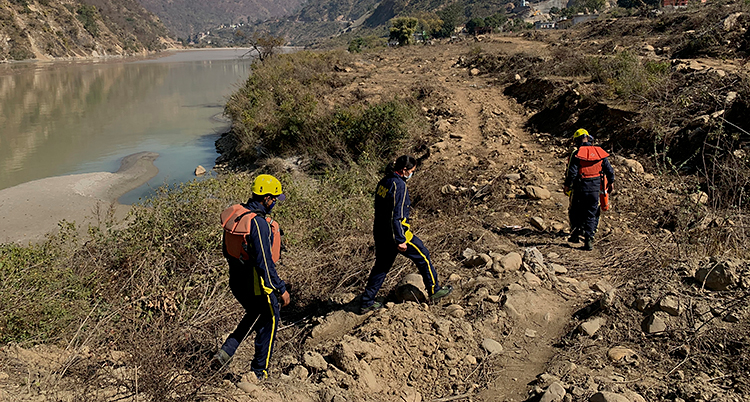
[0,0,173,62]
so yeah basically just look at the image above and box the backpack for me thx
[220,204,281,262]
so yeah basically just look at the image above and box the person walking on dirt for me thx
[563,129,615,251]
[213,174,291,379]
[360,155,453,314]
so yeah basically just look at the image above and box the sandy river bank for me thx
[0,152,159,245]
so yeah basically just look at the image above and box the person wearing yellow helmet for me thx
[213,173,290,379]
[563,129,615,251]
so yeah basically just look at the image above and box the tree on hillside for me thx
[389,17,419,46]
[436,2,465,37]
[466,17,486,34]
[412,12,444,39]
[235,30,285,62]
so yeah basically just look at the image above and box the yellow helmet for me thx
[252,174,285,200]
[573,128,590,139]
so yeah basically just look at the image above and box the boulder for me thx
[523,247,545,267]
[524,272,542,286]
[194,165,207,176]
[504,173,522,182]
[525,185,551,200]
[549,263,567,274]
[395,273,427,303]
[623,158,644,174]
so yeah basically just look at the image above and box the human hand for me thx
[607,184,614,194]
[563,186,571,196]
[280,290,290,307]
[397,242,407,252]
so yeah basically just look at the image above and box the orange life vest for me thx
[576,146,610,179]
[220,204,281,263]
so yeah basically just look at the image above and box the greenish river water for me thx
[0,49,254,204]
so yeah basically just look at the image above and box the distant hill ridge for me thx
[135,0,306,38]
[0,0,172,62]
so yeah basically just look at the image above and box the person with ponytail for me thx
[360,155,453,313]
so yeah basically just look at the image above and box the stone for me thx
[530,216,547,231]
[470,68,480,76]
[525,328,537,338]
[540,382,566,402]
[446,304,465,318]
[689,191,708,204]
[500,252,523,271]
[642,44,655,52]
[724,12,744,31]
[579,317,606,336]
[607,346,638,363]
[642,313,667,334]
[464,355,477,365]
[514,73,522,81]
[549,264,567,274]
[194,165,206,176]
[525,185,551,200]
[464,253,492,268]
[591,280,613,293]
[622,158,644,174]
[589,391,630,402]
[395,273,427,303]
[524,272,542,286]
[441,184,458,195]
[463,248,477,258]
[504,173,522,182]
[448,273,461,282]
[622,390,647,402]
[633,296,651,312]
[332,343,359,374]
[290,365,309,380]
[482,338,504,354]
[726,91,738,104]
[237,381,259,394]
[487,295,500,303]
[658,295,680,316]
[302,351,328,370]
[695,260,735,291]
[524,247,545,266]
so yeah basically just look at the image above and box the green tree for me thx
[76,5,99,37]
[413,12,444,38]
[348,37,365,53]
[436,2,465,37]
[389,17,419,46]
[466,17,486,34]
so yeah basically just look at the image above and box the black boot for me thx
[582,236,593,251]
[568,228,581,243]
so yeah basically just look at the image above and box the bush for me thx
[224,50,426,166]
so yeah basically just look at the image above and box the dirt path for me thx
[353,41,616,400]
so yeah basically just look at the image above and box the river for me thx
[0,48,254,205]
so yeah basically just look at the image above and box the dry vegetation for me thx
[2,2,750,400]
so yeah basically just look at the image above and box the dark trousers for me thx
[362,234,439,307]
[570,189,600,238]
[221,274,280,378]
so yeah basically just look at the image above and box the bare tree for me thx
[235,30,285,62]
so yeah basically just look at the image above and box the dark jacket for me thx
[373,172,410,244]
[225,200,286,296]
[564,142,615,192]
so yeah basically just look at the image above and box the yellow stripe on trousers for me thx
[263,294,276,376]
[407,240,435,294]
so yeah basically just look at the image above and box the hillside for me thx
[0,0,173,62]
[135,0,305,39]
[2,2,750,402]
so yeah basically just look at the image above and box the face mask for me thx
[269,200,276,210]
[406,171,414,180]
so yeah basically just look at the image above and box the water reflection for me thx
[0,49,253,203]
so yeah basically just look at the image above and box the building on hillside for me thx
[535,21,556,29]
